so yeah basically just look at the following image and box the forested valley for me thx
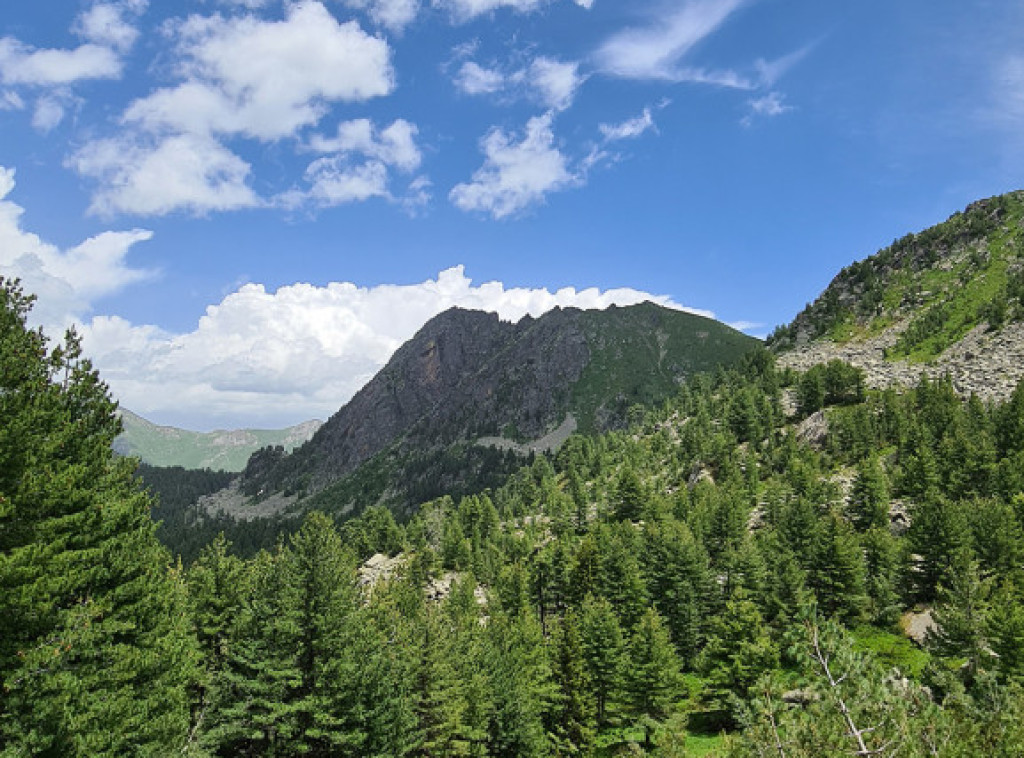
[7,273,1024,757]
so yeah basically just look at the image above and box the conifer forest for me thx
[7,268,1024,758]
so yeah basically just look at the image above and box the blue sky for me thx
[1,0,1022,429]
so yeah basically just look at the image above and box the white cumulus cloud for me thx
[454,61,505,95]
[72,2,396,216]
[453,56,583,111]
[0,39,122,86]
[125,2,394,141]
[0,166,154,328]
[450,112,576,219]
[310,118,422,171]
[69,133,262,217]
[289,118,423,208]
[343,0,421,32]
[73,2,146,54]
[303,159,390,206]
[527,57,583,111]
[77,265,699,429]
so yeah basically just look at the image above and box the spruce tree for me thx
[578,594,625,728]
[0,279,200,756]
[624,608,680,751]
[849,455,890,531]
[547,611,595,756]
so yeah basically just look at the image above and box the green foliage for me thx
[0,278,201,756]
[771,191,1024,358]
[12,278,1024,754]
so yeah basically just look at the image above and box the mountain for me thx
[209,302,759,521]
[113,409,322,472]
[771,190,1024,400]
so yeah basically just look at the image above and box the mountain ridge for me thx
[772,190,1024,399]
[113,409,322,472]
[221,301,759,519]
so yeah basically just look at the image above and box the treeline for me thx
[7,274,1024,756]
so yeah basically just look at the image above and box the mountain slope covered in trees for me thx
[10,182,1024,755]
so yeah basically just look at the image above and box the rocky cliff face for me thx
[292,308,516,491]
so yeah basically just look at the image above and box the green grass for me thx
[851,625,930,679]
[684,732,729,757]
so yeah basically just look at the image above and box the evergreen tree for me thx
[807,513,868,623]
[928,546,993,684]
[989,581,1024,684]
[187,532,246,741]
[643,519,710,667]
[413,607,471,757]
[910,495,971,601]
[624,608,680,751]
[0,279,200,756]
[700,596,778,723]
[849,455,890,531]
[613,467,646,522]
[547,611,595,756]
[483,611,553,758]
[578,595,625,728]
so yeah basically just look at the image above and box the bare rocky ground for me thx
[476,413,578,455]
[196,479,297,521]
[778,320,1024,403]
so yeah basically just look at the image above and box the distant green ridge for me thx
[113,409,322,472]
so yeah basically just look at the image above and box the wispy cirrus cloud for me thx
[594,0,748,81]
[435,0,591,24]
[599,106,656,141]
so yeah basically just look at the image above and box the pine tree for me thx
[482,610,553,758]
[0,279,200,756]
[187,532,246,744]
[547,611,595,756]
[849,455,890,531]
[807,513,868,623]
[700,596,778,722]
[413,606,471,757]
[624,608,680,751]
[928,546,993,684]
[578,594,625,728]
[613,467,646,522]
[989,581,1024,684]
[643,519,711,667]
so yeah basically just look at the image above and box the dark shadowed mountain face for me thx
[232,302,759,518]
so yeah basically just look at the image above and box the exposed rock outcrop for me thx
[778,320,1024,403]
